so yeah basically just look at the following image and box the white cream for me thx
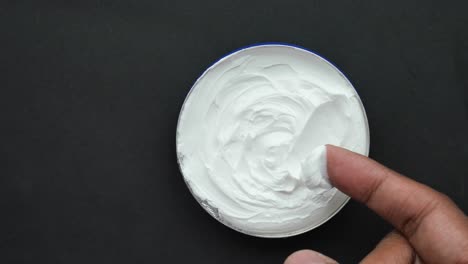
[177,45,369,237]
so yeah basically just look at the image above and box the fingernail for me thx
[307,252,338,264]
[284,250,338,264]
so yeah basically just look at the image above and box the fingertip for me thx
[325,145,356,172]
[325,144,340,179]
[361,231,415,264]
[284,249,338,264]
[325,145,366,189]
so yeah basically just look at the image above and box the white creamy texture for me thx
[177,45,369,237]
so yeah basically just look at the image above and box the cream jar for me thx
[176,44,369,237]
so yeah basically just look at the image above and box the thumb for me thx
[284,250,338,264]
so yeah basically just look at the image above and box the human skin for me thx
[285,145,468,264]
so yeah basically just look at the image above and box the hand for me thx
[285,145,468,264]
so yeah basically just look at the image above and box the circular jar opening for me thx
[176,44,369,237]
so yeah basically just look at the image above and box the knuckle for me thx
[361,166,392,205]
[399,197,440,238]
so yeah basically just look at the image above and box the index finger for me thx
[326,145,468,264]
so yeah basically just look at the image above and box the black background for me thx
[1,1,467,263]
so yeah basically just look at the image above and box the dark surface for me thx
[0,1,467,263]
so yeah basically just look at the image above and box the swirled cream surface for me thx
[177,45,369,237]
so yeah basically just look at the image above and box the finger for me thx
[284,250,338,264]
[326,145,468,264]
[360,231,415,264]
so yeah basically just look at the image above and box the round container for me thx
[176,44,370,237]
